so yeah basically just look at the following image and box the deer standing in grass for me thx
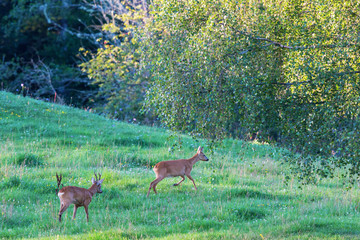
[56,172,104,222]
[147,146,209,197]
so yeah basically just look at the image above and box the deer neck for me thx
[187,154,200,166]
[88,184,98,196]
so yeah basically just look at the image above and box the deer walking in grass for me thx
[147,146,209,197]
[56,172,104,222]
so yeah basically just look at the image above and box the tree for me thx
[138,0,360,184]
[79,0,152,122]
[0,0,100,107]
[73,0,360,184]
[0,0,98,64]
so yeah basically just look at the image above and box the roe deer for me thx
[56,172,104,222]
[147,146,209,197]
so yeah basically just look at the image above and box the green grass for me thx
[1,91,360,239]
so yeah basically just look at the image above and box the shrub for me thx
[13,153,43,167]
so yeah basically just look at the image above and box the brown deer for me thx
[147,146,209,197]
[56,172,104,222]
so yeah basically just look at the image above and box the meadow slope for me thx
[1,91,360,239]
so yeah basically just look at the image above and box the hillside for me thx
[1,91,360,239]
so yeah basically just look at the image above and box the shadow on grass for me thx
[226,188,292,201]
[12,153,44,167]
[1,216,33,230]
[287,221,360,237]
[102,189,144,210]
[99,137,164,149]
[230,207,267,221]
[118,220,226,240]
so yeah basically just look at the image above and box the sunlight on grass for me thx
[1,91,360,239]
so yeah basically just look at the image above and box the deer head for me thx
[92,172,104,194]
[197,146,209,161]
[56,173,63,195]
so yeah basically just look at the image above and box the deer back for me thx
[154,159,190,177]
[58,186,94,205]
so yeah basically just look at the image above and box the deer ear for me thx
[91,177,96,184]
[97,179,104,185]
[197,146,202,153]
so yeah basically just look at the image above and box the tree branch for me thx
[337,71,360,76]
[40,4,103,42]
[255,37,294,49]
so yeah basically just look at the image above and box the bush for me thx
[13,153,43,167]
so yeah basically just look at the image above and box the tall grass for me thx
[1,91,360,239]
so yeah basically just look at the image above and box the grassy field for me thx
[1,91,360,239]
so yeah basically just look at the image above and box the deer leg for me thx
[84,205,89,222]
[186,174,197,191]
[73,205,78,220]
[147,177,164,197]
[152,177,165,194]
[58,203,70,222]
[147,180,156,197]
[173,176,185,186]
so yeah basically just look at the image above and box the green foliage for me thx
[123,0,360,184]
[79,4,151,122]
